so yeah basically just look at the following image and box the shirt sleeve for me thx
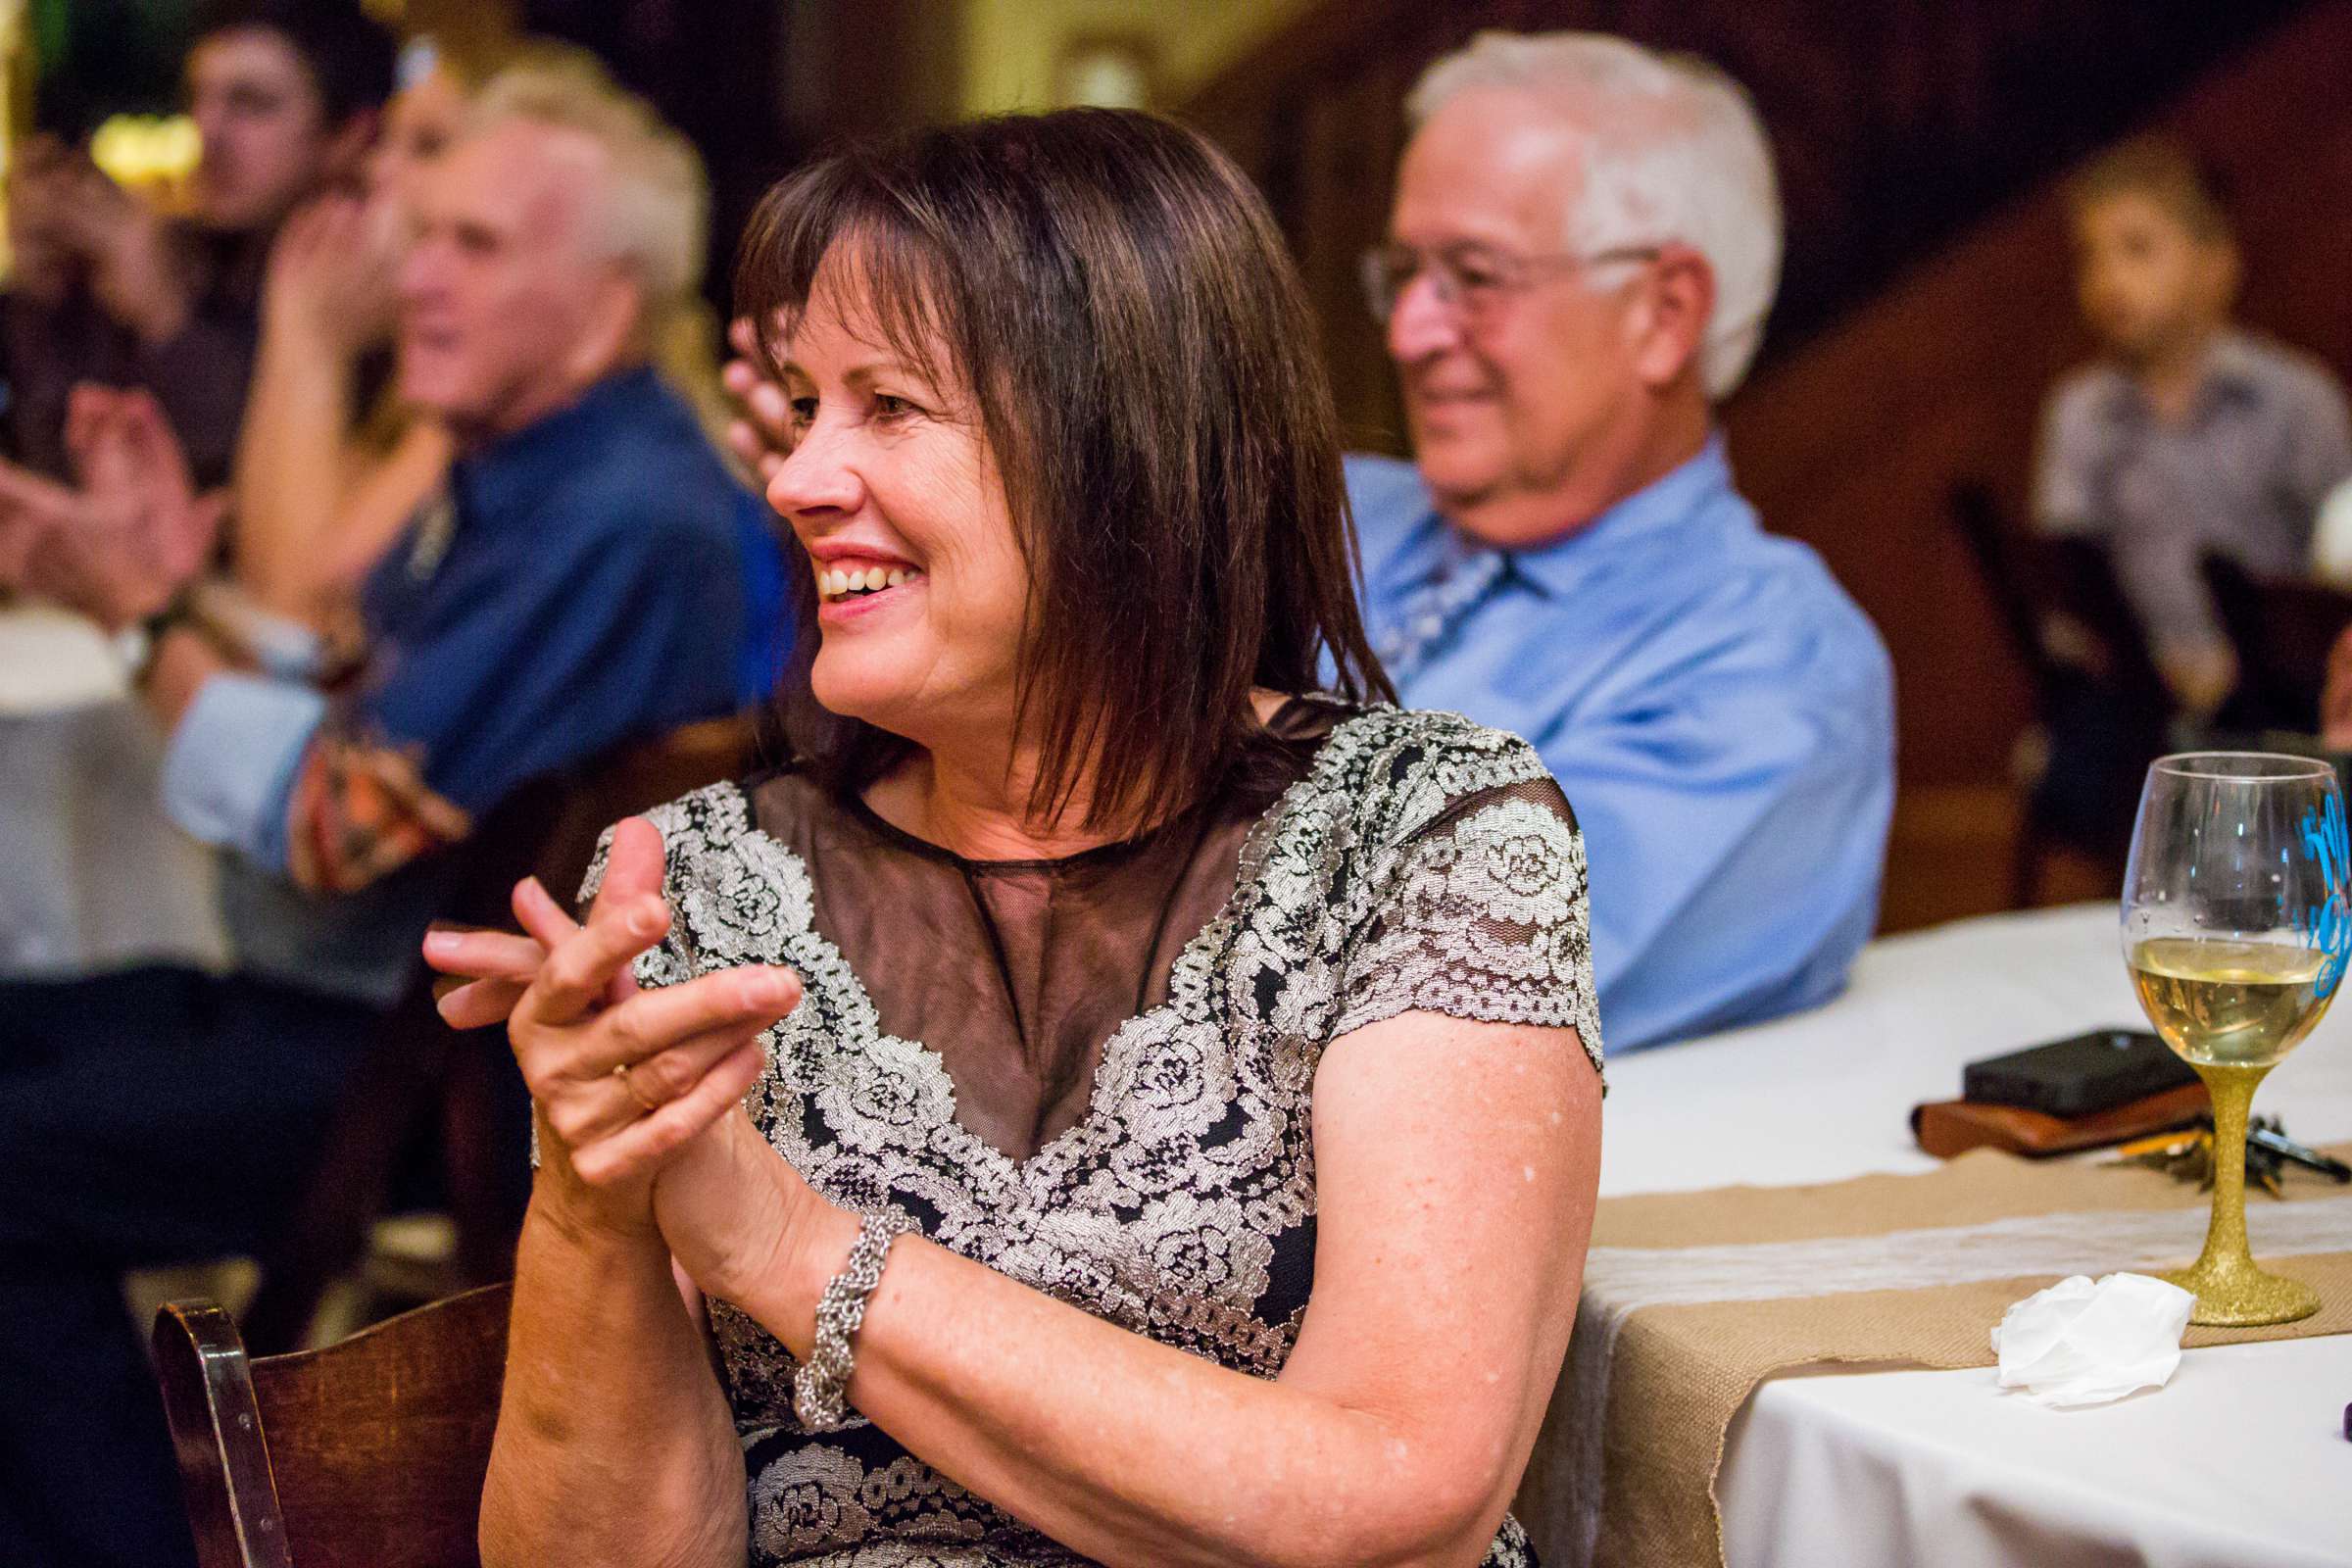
[2109,515,2226,661]
[2032,378,2101,536]
[1557,614,1896,1051]
[160,669,326,870]
[1332,776,1605,1077]
[192,581,330,681]
[2282,364,2352,523]
[283,514,741,895]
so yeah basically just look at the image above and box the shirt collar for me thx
[2200,329,2270,403]
[1503,433,1739,598]
[452,365,666,525]
[2098,329,2267,422]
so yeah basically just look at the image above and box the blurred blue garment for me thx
[730,486,792,707]
[1348,436,1895,1052]
[0,367,769,1568]
[165,365,754,1004]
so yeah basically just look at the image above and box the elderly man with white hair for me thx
[1348,30,1894,1053]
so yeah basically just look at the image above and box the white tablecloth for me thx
[0,601,128,714]
[1599,904,2352,1567]
[0,604,227,976]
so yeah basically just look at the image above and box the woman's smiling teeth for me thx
[819,565,915,602]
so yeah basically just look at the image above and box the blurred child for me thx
[2034,135,2352,713]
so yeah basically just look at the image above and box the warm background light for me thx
[0,0,21,283]
[89,110,200,198]
[958,0,1317,114]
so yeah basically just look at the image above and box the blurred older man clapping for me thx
[1348,31,1895,1052]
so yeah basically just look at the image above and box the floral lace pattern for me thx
[591,708,1600,1567]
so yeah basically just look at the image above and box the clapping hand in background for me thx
[720,315,794,484]
[6,134,193,343]
[265,191,406,361]
[0,386,224,631]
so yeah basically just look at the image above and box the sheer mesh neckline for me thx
[827,692,1338,875]
[730,694,1347,1162]
[837,790,1205,877]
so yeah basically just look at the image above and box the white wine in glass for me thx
[2127,938,2330,1068]
[2123,753,2351,1326]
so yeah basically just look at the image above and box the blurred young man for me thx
[2034,136,2352,713]
[0,73,767,1568]
[1347,31,1895,1052]
[2,0,395,484]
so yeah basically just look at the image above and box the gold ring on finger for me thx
[613,1061,662,1114]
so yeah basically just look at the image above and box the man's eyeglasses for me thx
[1358,241,1662,325]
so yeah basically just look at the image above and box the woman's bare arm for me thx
[315,417,452,594]
[231,305,360,622]
[483,1170,747,1568]
[732,1011,1601,1568]
[231,197,445,626]
[473,823,774,1568]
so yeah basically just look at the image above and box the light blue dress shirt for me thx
[162,669,325,871]
[1348,437,1895,1052]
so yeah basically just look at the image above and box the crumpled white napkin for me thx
[1988,1272,2195,1407]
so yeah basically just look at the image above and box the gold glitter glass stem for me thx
[2157,1061,2320,1326]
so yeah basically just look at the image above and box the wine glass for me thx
[2122,752,2350,1326]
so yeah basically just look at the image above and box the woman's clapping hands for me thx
[424,818,839,1299]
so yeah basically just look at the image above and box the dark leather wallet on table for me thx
[1910,1081,2211,1159]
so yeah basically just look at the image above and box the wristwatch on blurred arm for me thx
[111,588,199,688]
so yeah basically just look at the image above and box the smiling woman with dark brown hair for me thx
[426,107,1603,1568]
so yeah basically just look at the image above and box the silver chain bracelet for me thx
[793,1211,917,1432]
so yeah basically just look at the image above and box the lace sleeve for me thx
[1331,777,1604,1075]
[575,814,698,994]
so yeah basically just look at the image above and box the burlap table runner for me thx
[1510,1146,2352,1568]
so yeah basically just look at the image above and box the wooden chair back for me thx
[2203,555,2352,734]
[1947,483,2171,719]
[1947,483,2173,896]
[527,713,762,910]
[1947,480,2062,706]
[155,1284,512,1568]
[2037,536,2173,712]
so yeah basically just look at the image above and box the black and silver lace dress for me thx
[597,702,1603,1566]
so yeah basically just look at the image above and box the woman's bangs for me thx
[736,174,960,398]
